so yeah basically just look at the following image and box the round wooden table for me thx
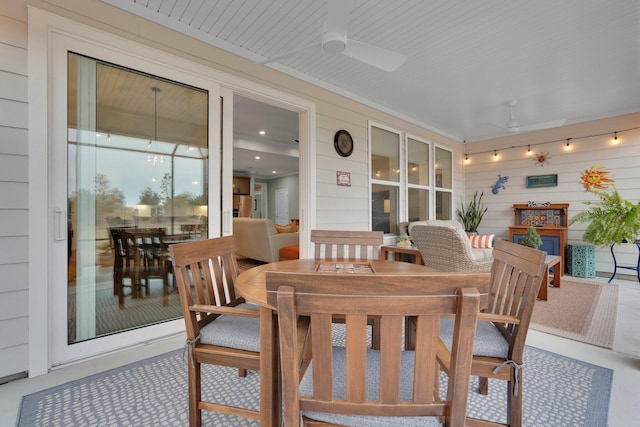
[235,258,456,427]
[236,258,436,309]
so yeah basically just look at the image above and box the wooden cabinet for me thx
[233,176,251,195]
[233,176,252,216]
[508,203,569,268]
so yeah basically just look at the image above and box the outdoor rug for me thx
[530,277,619,348]
[17,330,612,426]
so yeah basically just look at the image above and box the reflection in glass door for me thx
[67,53,209,344]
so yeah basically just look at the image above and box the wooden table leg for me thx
[538,266,549,300]
[550,259,562,288]
[259,307,281,427]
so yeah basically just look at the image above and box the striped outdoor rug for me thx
[530,277,619,348]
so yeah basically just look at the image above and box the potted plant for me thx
[569,187,640,246]
[397,234,412,248]
[456,191,488,233]
[521,226,542,248]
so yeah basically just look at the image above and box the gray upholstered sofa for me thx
[232,217,299,263]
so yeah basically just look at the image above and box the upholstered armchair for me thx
[410,223,493,272]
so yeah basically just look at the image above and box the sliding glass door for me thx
[51,42,224,364]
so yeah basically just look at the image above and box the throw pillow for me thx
[468,233,494,249]
[275,222,297,233]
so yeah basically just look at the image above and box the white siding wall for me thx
[464,113,640,276]
[0,0,29,380]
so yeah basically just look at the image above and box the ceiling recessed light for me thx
[259,130,266,135]
[255,156,261,160]
[272,170,277,174]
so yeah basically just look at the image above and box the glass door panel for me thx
[67,53,208,344]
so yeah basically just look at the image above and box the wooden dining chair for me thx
[310,229,384,260]
[435,238,547,427]
[169,236,261,427]
[310,229,384,348]
[266,271,481,427]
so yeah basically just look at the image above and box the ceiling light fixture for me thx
[255,156,261,160]
[613,131,619,144]
[565,138,572,149]
[493,150,498,158]
[259,130,266,135]
[147,86,160,149]
[107,132,111,143]
[272,170,277,174]
[527,145,531,154]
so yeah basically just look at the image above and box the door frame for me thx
[28,8,316,376]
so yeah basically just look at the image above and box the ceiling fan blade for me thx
[343,39,408,72]
[326,0,353,35]
[257,42,321,65]
[517,118,568,132]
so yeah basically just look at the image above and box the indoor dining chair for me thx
[435,238,547,427]
[170,236,261,426]
[266,270,481,427]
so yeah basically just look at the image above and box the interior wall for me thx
[464,112,640,275]
[267,174,299,223]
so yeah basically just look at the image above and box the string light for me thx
[612,131,619,144]
[463,126,638,160]
[527,145,531,155]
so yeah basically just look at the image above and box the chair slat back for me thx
[169,236,241,340]
[310,230,384,260]
[486,239,546,359]
[268,271,481,427]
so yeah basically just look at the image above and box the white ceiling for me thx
[102,0,640,144]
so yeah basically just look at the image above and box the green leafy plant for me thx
[397,235,411,242]
[456,191,488,232]
[521,226,542,248]
[569,187,640,246]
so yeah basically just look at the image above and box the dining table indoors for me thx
[234,257,491,427]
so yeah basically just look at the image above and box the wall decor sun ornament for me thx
[534,151,551,166]
[580,165,615,192]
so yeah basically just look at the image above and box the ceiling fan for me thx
[258,0,407,72]
[501,99,567,133]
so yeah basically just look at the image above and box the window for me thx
[369,123,453,233]
[370,125,400,234]
[407,136,430,222]
[435,146,453,220]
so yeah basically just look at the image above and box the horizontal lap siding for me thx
[464,115,640,276]
[0,1,28,380]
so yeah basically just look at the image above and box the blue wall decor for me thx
[491,175,509,194]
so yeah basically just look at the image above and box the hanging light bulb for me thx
[464,153,469,162]
[527,145,531,155]
[612,131,619,144]
[493,150,498,158]
[565,138,572,150]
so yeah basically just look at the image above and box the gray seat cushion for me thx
[440,317,508,358]
[299,346,442,427]
[199,303,260,352]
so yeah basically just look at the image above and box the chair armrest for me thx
[478,312,520,325]
[190,304,261,317]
